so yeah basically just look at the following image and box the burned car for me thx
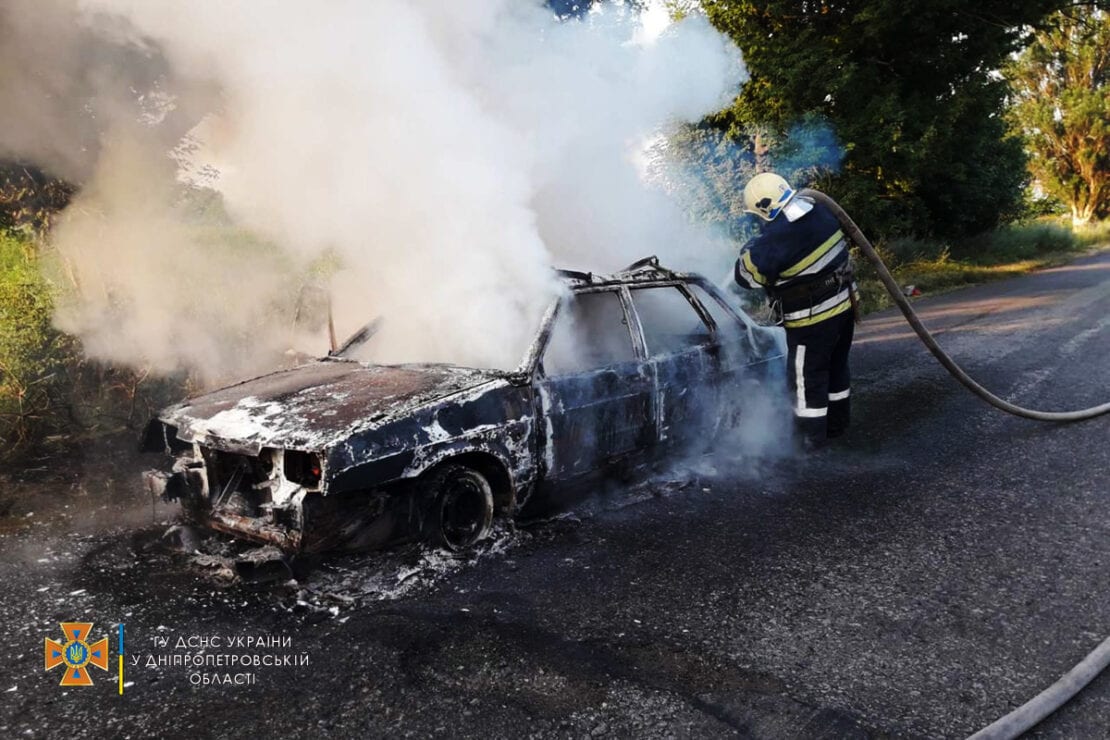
[141,257,787,553]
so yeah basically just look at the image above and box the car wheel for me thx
[423,464,494,551]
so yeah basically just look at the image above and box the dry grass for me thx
[855,219,1110,314]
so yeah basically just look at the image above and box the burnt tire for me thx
[423,464,494,552]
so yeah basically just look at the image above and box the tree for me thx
[702,0,1067,240]
[659,113,842,238]
[1007,6,1110,226]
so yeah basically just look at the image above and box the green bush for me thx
[856,218,1106,315]
[0,231,186,464]
[882,236,952,267]
[0,230,72,453]
[874,218,1087,270]
[978,222,1077,261]
[1073,220,1110,248]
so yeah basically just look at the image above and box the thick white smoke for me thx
[2,0,746,378]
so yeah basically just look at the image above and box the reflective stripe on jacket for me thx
[734,197,853,327]
[781,285,855,328]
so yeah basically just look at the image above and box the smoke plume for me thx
[0,0,746,379]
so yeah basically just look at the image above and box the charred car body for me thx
[141,258,787,553]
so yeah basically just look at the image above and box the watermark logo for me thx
[44,622,109,686]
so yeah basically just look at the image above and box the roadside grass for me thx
[0,229,187,466]
[855,218,1110,314]
[0,229,69,455]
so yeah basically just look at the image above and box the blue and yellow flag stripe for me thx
[118,623,124,695]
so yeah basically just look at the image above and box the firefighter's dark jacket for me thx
[734,196,853,328]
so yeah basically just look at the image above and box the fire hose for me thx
[798,189,1110,738]
[965,637,1110,740]
[799,188,1110,422]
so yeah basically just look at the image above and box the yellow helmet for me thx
[743,172,796,222]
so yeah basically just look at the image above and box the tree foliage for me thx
[702,0,1067,239]
[660,113,842,241]
[1007,6,1110,225]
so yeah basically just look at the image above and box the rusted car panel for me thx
[141,259,787,553]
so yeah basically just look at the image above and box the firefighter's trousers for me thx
[785,309,855,441]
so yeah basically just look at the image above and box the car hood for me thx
[160,360,507,454]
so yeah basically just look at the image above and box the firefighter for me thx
[733,172,858,446]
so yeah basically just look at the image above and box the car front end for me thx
[141,359,533,552]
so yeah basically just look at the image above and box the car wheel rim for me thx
[440,476,489,549]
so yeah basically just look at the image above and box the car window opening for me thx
[543,290,635,376]
[629,286,712,356]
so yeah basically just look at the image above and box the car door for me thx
[683,280,785,434]
[626,285,718,449]
[535,288,656,479]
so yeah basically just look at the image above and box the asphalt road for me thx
[2,250,1109,739]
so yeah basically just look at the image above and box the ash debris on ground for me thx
[148,514,584,619]
[116,454,784,620]
[149,522,526,618]
[1,422,796,639]
[0,433,860,738]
